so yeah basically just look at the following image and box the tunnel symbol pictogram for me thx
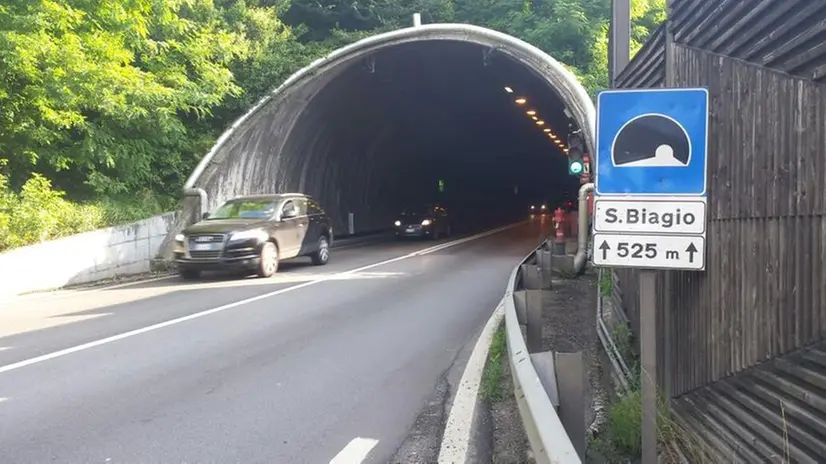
[611,114,691,167]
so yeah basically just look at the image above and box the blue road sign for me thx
[595,88,709,196]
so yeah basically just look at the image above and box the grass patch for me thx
[612,323,634,365]
[480,324,507,403]
[598,269,613,297]
[590,387,677,461]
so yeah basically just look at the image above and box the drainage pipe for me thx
[572,182,594,275]
[183,187,208,219]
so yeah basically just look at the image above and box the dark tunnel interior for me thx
[191,39,583,238]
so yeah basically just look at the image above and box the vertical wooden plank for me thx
[816,85,826,340]
[753,67,768,365]
[733,58,744,374]
[815,215,826,338]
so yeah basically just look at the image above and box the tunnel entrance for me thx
[161,24,596,258]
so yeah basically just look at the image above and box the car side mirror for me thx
[202,212,210,220]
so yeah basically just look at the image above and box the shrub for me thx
[606,387,676,458]
[0,172,172,252]
[0,173,104,250]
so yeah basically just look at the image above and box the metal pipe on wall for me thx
[572,182,594,274]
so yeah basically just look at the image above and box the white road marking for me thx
[329,437,379,464]
[438,302,505,464]
[0,223,522,375]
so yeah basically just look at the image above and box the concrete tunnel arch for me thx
[157,22,596,260]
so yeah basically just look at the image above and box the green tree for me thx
[282,0,454,42]
[0,0,293,198]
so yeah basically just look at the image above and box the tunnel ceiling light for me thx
[543,128,551,133]
[526,110,537,116]
[515,98,527,105]
[531,116,538,121]
[536,120,545,125]
[504,86,514,93]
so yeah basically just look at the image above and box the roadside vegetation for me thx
[589,308,713,463]
[481,324,508,403]
[0,0,665,252]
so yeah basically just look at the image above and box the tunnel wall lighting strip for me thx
[506,89,570,150]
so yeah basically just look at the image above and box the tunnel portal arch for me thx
[159,23,596,259]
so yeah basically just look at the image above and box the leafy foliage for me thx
[0,171,173,250]
[0,0,665,251]
[0,0,296,198]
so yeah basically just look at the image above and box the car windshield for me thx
[208,199,275,220]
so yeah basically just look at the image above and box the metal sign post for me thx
[591,88,709,463]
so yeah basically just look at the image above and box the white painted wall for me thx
[0,212,178,298]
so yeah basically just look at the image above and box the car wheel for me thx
[257,241,279,277]
[179,269,200,280]
[311,236,330,265]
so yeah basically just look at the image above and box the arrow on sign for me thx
[686,242,698,263]
[599,240,610,260]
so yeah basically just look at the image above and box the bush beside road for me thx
[0,173,172,252]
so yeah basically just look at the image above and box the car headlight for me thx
[175,233,185,242]
[394,220,401,226]
[421,219,432,226]
[530,205,535,210]
[230,229,268,242]
[541,205,547,210]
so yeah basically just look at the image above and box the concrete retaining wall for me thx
[0,211,178,298]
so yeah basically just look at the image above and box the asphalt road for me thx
[0,219,553,464]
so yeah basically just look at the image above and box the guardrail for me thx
[503,239,583,464]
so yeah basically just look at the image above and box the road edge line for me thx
[437,302,505,464]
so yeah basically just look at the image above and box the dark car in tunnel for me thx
[394,205,451,239]
[173,193,333,279]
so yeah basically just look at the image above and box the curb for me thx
[438,303,505,463]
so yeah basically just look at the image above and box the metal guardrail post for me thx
[503,246,583,464]
[536,248,554,288]
[525,289,544,354]
[555,352,587,460]
[514,288,545,353]
[520,264,543,289]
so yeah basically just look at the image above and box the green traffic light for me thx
[569,160,584,175]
